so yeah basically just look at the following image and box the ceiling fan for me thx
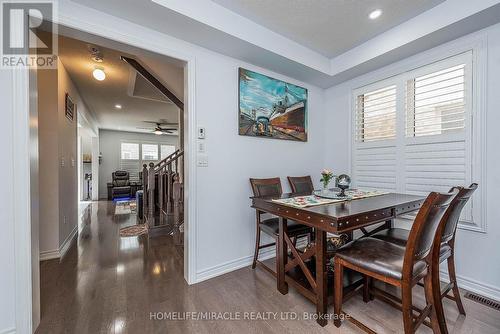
[137,121,178,135]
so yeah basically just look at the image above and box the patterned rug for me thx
[119,224,148,237]
[115,200,133,215]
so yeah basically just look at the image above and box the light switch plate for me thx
[197,141,206,153]
[197,127,206,139]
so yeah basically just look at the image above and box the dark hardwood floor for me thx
[36,201,500,334]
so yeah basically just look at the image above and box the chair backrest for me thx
[287,176,314,194]
[441,183,478,243]
[404,189,458,269]
[249,177,282,197]
[112,171,130,186]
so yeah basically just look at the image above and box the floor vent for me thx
[464,292,500,311]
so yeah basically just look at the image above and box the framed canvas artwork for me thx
[238,68,308,142]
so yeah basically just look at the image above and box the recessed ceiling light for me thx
[92,67,106,81]
[115,104,122,109]
[369,9,382,20]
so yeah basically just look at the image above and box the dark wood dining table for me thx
[251,191,425,327]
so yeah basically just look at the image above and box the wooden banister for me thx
[141,150,184,239]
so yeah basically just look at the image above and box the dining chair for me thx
[370,184,477,320]
[333,189,458,334]
[249,178,312,276]
[287,175,314,193]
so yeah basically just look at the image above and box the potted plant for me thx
[320,169,334,194]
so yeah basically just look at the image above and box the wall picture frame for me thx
[238,68,308,142]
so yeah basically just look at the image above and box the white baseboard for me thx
[195,247,276,283]
[59,225,78,259]
[0,327,16,334]
[39,225,78,262]
[195,239,309,283]
[440,270,500,302]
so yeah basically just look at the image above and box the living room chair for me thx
[111,171,131,200]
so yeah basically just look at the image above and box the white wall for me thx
[324,23,500,300]
[98,129,178,198]
[38,59,92,258]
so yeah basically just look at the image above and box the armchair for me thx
[111,171,131,200]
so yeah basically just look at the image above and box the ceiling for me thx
[69,0,500,88]
[58,33,185,135]
[211,0,445,57]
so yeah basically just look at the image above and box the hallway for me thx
[36,201,186,333]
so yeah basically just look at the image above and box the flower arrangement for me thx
[320,169,334,190]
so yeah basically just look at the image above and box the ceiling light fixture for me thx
[115,104,122,109]
[92,67,106,81]
[154,130,163,135]
[369,9,382,20]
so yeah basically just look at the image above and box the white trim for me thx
[12,66,33,334]
[196,247,276,283]
[39,225,78,261]
[39,250,60,261]
[59,225,78,259]
[440,270,500,303]
[0,328,16,334]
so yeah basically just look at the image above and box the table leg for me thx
[315,229,328,327]
[277,217,288,295]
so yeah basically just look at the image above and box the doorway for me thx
[25,22,196,333]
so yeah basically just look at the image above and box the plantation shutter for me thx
[351,52,475,226]
[352,84,398,192]
[403,54,472,222]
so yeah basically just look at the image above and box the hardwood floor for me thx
[36,201,500,334]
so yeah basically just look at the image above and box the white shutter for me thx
[352,83,398,192]
[406,64,466,137]
[119,159,140,182]
[355,85,397,142]
[352,52,474,226]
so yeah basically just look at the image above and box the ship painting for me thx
[238,68,308,141]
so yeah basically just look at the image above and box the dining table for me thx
[251,191,425,327]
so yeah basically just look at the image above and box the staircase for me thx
[142,149,184,242]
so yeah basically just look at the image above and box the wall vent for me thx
[464,292,500,311]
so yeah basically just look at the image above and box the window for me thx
[121,143,139,160]
[356,85,397,142]
[351,51,479,230]
[142,144,158,161]
[161,145,176,160]
[406,64,466,137]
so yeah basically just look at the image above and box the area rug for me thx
[114,200,133,215]
[119,224,148,237]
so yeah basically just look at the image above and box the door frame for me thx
[12,7,198,334]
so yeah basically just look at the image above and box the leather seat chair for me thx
[250,177,312,276]
[111,171,131,200]
[333,189,458,334]
[370,184,477,321]
[287,175,314,194]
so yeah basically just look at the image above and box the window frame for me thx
[350,45,485,233]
